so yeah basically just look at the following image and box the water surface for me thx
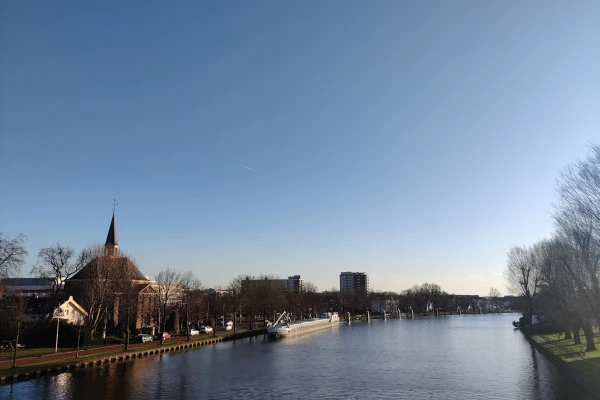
[0,314,593,399]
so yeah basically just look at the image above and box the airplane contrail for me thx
[244,166,259,172]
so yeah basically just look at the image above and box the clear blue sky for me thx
[1,1,599,295]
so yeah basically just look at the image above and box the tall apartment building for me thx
[339,272,368,294]
[285,275,304,293]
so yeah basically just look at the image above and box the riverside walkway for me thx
[0,329,266,383]
[0,338,181,370]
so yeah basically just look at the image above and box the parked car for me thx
[200,325,213,333]
[137,334,153,343]
[189,329,199,336]
[224,321,233,331]
[161,332,171,340]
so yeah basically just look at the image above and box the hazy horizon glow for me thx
[1,1,599,295]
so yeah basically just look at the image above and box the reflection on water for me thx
[0,314,594,400]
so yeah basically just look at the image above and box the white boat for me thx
[266,311,339,337]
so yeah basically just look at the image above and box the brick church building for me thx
[65,212,156,333]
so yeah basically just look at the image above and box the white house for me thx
[54,296,87,325]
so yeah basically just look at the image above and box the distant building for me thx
[340,272,368,294]
[0,278,54,298]
[204,288,233,297]
[284,275,304,293]
[241,275,305,293]
[453,294,481,311]
[371,296,399,314]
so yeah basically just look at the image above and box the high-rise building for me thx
[285,275,304,293]
[339,272,368,294]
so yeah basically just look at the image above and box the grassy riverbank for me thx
[527,332,600,397]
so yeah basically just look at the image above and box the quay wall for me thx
[0,329,267,385]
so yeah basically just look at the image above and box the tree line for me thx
[1,231,507,349]
[505,144,600,352]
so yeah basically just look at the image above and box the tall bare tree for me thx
[556,144,600,225]
[155,268,183,345]
[298,281,318,319]
[206,286,232,335]
[488,288,502,310]
[115,256,144,350]
[535,238,583,340]
[31,244,86,308]
[0,233,28,279]
[228,275,248,332]
[554,146,600,350]
[79,244,119,342]
[255,275,285,327]
[505,245,540,326]
[553,211,599,351]
[180,271,203,339]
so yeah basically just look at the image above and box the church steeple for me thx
[104,202,119,257]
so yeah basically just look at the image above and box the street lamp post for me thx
[76,317,83,358]
[54,307,66,354]
[12,320,21,368]
[186,302,190,341]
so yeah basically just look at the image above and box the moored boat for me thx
[266,311,339,337]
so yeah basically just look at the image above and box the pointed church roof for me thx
[105,213,118,246]
[69,257,149,281]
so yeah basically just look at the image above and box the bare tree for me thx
[298,281,318,319]
[0,233,28,279]
[115,257,143,350]
[79,244,119,342]
[155,268,183,345]
[31,244,86,308]
[228,275,248,332]
[180,271,203,339]
[533,239,575,338]
[553,144,600,350]
[501,145,600,343]
[505,245,540,326]
[0,296,30,367]
[255,275,285,327]
[205,286,233,336]
[240,277,257,329]
[553,210,599,351]
[556,144,600,226]
[488,288,502,310]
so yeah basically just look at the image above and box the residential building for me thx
[340,272,368,294]
[453,294,481,311]
[371,296,399,314]
[54,296,87,325]
[284,275,304,293]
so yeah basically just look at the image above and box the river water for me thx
[0,314,594,399]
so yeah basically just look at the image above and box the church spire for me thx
[104,201,119,257]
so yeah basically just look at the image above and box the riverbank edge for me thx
[0,328,267,385]
[522,330,600,399]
